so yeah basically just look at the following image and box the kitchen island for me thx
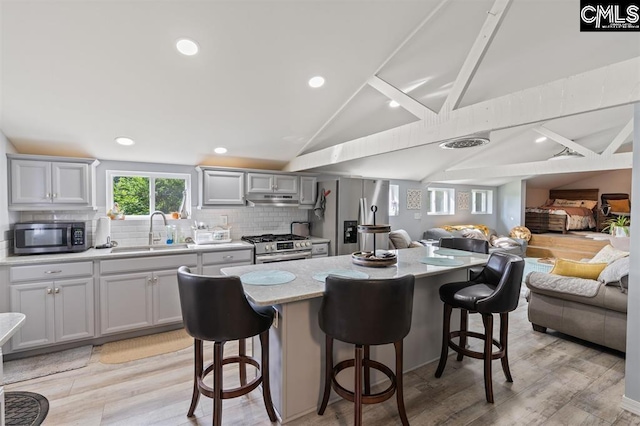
[221,246,489,423]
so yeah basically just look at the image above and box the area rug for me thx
[99,329,192,364]
[2,345,92,385]
[4,391,49,426]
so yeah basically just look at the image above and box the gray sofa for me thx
[525,257,628,352]
[423,227,527,257]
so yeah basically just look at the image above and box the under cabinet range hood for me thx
[246,193,300,207]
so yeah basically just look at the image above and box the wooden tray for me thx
[351,251,397,267]
[357,224,391,233]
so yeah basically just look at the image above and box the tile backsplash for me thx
[18,206,311,247]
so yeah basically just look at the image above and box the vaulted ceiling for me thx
[2,0,639,186]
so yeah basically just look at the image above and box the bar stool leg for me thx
[363,345,371,395]
[482,314,494,403]
[435,303,453,378]
[354,344,364,426]
[187,339,203,417]
[318,335,334,415]
[457,309,468,362]
[213,342,224,426]
[239,338,247,386]
[499,313,513,382]
[394,341,409,426]
[259,330,277,421]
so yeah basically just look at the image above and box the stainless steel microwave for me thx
[14,221,88,255]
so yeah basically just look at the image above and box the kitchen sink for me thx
[110,244,190,253]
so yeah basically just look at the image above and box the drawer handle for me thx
[223,255,234,260]
[44,270,62,274]
[55,288,60,294]
[47,288,52,294]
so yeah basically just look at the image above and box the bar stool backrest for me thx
[474,253,525,314]
[439,237,489,254]
[319,275,415,346]
[177,266,273,342]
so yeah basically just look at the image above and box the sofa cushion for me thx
[589,244,629,264]
[423,228,453,241]
[389,229,412,249]
[598,257,630,284]
[550,258,607,280]
[461,228,487,240]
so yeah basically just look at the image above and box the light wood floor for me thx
[6,297,640,425]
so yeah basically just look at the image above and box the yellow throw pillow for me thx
[607,199,630,213]
[550,258,607,280]
[581,200,598,209]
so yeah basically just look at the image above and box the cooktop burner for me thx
[241,233,308,244]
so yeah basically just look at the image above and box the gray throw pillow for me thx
[423,228,452,240]
[598,257,630,284]
[389,229,412,249]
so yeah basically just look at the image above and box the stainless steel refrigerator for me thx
[311,177,390,256]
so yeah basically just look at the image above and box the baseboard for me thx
[621,395,640,416]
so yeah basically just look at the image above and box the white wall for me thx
[623,104,640,412]
[389,180,425,240]
[525,187,549,208]
[496,179,525,236]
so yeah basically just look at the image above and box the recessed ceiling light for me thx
[535,136,547,143]
[389,100,400,108]
[308,76,325,88]
[214,147,227,154]
[115,137,135,146]
[176,38,199,56]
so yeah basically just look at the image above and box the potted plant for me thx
[602,215,630,237]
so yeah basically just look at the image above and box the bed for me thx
[525,189,598,234]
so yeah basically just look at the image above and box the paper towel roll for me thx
[95,217,111,247]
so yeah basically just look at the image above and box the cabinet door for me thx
[10,160,52,204]
[100,273,153,334]
[246,173,274,193]
[203,170,245,205]
[54,278,95,343]
[273,175,298,194]
[153,269,183,325]
[51,162,90,204]
[299,176,317,205]
[10,282,55,350]
[202,261,252,276]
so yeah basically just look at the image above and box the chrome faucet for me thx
[149,211,167,245]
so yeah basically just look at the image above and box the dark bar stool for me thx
[177,266,277,426]
[317,275,415,426]
[434,252,524,403]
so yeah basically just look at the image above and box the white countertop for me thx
[0,313,26,347]
[222,246,488,306]
[0,241,254,266]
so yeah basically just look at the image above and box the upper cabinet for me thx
[197,168,245,206]
[299,176,317,207]
[247,173,297,194]
[8,154,99,211]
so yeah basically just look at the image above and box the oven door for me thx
[255,251,312,264]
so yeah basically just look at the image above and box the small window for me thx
[107,171,190,217]
[472,189,493,214]
[389,185,399,216]
[427,187,455,215]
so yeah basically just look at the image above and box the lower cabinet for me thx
[10,278,94,351]
[99,254,197,335]
[201,249,253,275]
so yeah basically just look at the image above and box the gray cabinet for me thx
[9,263,95,351]
[199,169,245,206]
[299,176,317,206]
[99,254,197,335]
[8,154,98,210]
[247,173,297,194]
[201,249,253,275]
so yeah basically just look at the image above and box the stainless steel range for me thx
[242,233,312,264]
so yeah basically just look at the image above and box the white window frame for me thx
[471,189,493,214]
[389,184,400,216]
[427,187,455,215]
[106,170,191,218]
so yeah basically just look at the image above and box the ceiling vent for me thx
[439,137,489,149]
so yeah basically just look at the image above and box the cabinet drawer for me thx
[10,261,93,282]
[312,243,328,256]
[202,249,253,265]
[101,254,197,274]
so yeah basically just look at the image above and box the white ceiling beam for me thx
[533,126,599,158]
[296,0,451,156]
[441,0,513,113]
[602,119,633,156]
[424,152,632,183]
[285,57,640,172]
[367,75,437,120]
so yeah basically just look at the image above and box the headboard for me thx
[549,189,599,202]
